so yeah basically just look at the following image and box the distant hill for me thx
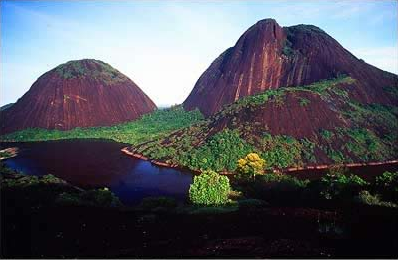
[0,59,156,134]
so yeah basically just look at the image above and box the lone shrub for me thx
[237,153,266,180]
[189,170,231,206]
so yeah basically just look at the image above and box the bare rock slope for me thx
[183,19,397,116]
[1,59,156,133]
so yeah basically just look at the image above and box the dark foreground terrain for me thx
[1,167,397,258]
[2,203,398,258]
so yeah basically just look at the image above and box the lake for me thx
[0,140,193,206]
[2,139,397,206]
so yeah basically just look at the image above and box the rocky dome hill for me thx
[0,59,156,133]
[183,19,397,116]
[131,19,398,172]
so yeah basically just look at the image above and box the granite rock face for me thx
[1,59,156,133]
[183,19,397,116]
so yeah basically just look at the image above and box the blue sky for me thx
[1,0,397,107]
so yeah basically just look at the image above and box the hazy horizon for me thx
[1,0,397,107]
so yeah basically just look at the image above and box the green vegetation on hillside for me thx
[180,130,255,171]
[299,97,310,106]
[215,76,354,120]
[316,100,398,163]
[259,133,316,168]
[135,127,320,171]
[0,106,204,145]
[133,76,396,170]
[282,38,294,57]
[286,24,327,35]
[135,129,257,172]
[54,59,128,83]
[1,76,396,172]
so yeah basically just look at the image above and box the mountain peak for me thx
[183,18,397,116]
[256,18,278,25]
[241,18,283,41]
[285,24,327,35]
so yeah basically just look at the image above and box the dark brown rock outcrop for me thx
[183,18,398,116]
[0,59,156,133]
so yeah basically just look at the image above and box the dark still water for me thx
[0,140,193,206]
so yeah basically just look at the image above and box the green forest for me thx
[0,105,204,145]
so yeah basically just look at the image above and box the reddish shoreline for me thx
[121,146,398,176]
[120,147,201,173]
[0,147,19,160]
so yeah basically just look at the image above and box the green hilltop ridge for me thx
[53,59,128,83]
[2,76,397,172]
[212,76,355,117]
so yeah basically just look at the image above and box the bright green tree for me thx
[189,170,231,206]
